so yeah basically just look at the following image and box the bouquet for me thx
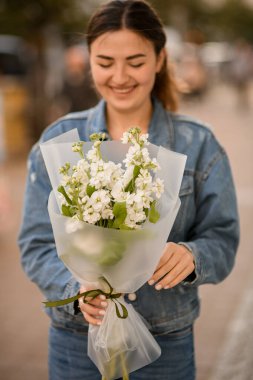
[40,127,186,380]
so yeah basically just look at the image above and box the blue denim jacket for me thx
[18,98,239,335]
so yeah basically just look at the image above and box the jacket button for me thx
[128,293,137,301]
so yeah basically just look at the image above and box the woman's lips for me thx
[110,85,137,95]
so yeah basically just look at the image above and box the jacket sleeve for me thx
[18,142,79,315]
[181,147,240,287]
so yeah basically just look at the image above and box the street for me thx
[0,82,253,380]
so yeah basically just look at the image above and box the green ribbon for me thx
[43,277,128,319]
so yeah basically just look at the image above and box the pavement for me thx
[0,82,253,380]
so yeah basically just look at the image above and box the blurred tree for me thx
[214,0,253,42]
[0,0,98,140]
[151,0,215,40]
[0,0,99,39]
[150,0,253,42]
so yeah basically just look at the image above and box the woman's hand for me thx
[148,242,195,290]
[78,285,108,326]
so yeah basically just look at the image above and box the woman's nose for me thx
[112,65,129,85]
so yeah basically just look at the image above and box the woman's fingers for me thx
[150,252,179,285]
[79,286,108,326]
[148,242,195,289]
[79,297,107,326]
[157,259,194,289]
[164,267,194,289]
[153,243,174,272]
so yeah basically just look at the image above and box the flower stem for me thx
[120,352,129,380]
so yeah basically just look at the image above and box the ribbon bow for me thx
[43,277,128,319]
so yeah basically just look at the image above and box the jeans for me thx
[49,324,195,380]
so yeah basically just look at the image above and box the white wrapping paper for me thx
[40,129,186,379]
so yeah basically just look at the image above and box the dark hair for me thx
[86,0,178,111]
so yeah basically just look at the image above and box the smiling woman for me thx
[18,1,240,380]
[89,29,165,138]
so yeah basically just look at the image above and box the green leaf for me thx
[58,185,72,205]
[86,184,96,197]
[133,165,141,178]
[61,204,73,217]
[107,219,114,228]
[149,200,160,223]
[119,224,133,230]
[112,202,127,229]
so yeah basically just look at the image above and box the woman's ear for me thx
[156,48,166,73]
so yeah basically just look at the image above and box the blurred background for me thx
[0,0,253,379]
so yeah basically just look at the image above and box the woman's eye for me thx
[98,63,112,68]
[130,63,144,68]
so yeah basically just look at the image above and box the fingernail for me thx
[97,321,102,326]
[101,301,108,308]
[155,284,162,290]
[99,310,106,316]
[148,279,155,285]
[99,295,106,300]
[164,285,170,289]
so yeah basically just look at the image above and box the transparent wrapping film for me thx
[88,300,161,380]
[41,129,186,379]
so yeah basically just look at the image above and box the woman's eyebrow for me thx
[96,53,146,60]
[126,54,146,60]
[96,55,113,60]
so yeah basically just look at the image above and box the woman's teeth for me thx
[112,87,135,94]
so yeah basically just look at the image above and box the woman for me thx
[18,1,239,379]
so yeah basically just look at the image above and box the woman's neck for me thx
[106,102,153,140]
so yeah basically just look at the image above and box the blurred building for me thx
[0,35,33,161]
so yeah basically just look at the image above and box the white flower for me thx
[58,127,164,229]
[136,168,152,183]
[90,189,111,212]
[123,146,153,167]
[121,131,131,144]
[152,178,164,199]
[76,159,89,174]
[122,165,134,187]
[139,133,149,145]
[81,195,89,205]
[87,145,100,162]
[110,163,123,187]
[124,203,146,229]
[79,185,89,198]
[149,158,160,171]
[60,174,71,187]
[123,145,140,166]
[111,180,124,200]
[101,208,114,220]
[82,206,101,224]
[73,161,90,187]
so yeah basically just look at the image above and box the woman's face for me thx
[89,29,164,114]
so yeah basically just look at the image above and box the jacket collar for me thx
[86,98,174,149]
